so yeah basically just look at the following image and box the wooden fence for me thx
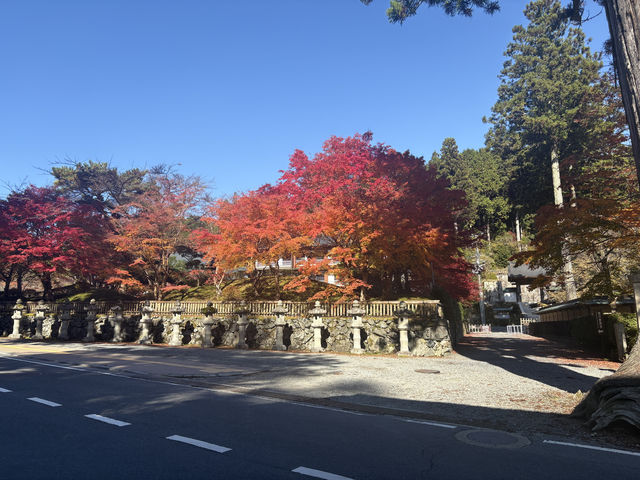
[0,299,441,318]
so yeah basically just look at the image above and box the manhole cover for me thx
[455,429,531,449]
[414,369,440,374]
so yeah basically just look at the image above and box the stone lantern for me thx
[33,300,49,340]
[169,301,184,346]
[308,301,326,353]
[83,299,98,342]
[138,300,154,345]
[110,305,124,343]
[9,299,25,339]
[272,300,288,351]
[201,302,217,348]
[58,303,72,340]
[394,301,413,356]
[234,301,251,349]
[347,299,367,354]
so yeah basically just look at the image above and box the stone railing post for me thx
[33,300,49,340]
[308,301,326,353]
[394,301,413,356]
[347,299,366,354]
[201,302,217,348]
[58,303,72,340]
[9,299,25,339]
[138,301,154,345]
[273,300,288,351]
[169,301,184,346]
[234,301,251,349]
[110,305,124,342]
[83,299,98,342]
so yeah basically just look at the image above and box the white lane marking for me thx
[292,466,354,480]
[85,414,131,427]
[402,418,457,429]
[290,402,370,416]
[27,397,61,407]
[0,387,12,393]
[543,440,640,457]
[166,434,231,453]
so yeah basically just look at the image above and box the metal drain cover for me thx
[414,369,440,374]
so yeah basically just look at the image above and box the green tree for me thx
[430,138,511,239]
[486,0,602,300]
[361,0,640,200]
[51,161,148,215]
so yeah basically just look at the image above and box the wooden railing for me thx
[0,299,441,318]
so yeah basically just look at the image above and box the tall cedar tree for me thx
[486,0,602,300]
[108,174,207,300]
[486,0,601,215]
[517,71,639,298]
[361,1,640,190]
[0,186,111,299]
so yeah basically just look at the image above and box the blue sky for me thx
[0,0,611,198]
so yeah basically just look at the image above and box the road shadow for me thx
[455,334,617,393]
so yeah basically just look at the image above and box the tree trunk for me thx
[40,272,52,301]
[573,340,640,430]
[573,1,640,432]
[604,0,640,188]
[2,265,14,296]
[550,146,578,301]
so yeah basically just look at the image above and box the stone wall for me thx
[0,305,452,357]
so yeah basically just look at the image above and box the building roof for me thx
[507,262,547,285]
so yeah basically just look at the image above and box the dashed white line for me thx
[402,419,457,429]
[166,434,231,453]
[85,414,131,427]
[27,397,61,407]
[0,387,12,393]
[292,466,354,480]
[543,440,640,457]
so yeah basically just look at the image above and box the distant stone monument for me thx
[309,301,326,353]
[9,299,25,339]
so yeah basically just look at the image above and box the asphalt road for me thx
[0,356,638,480]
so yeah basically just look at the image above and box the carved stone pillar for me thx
[138,301,154,345]
[234,301,251,349]
[33,300,49,340]
[58,303,72,340]
[169,301,184,346]
[347,300,366,354]
[394,301,413,356]
[110,305,124,342]
[273,300,288,351]
[83,299,98,342]
[308,301,326,353]
[201,302,217,348]
[9,299,25,339]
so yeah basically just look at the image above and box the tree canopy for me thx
[196,134,475,301]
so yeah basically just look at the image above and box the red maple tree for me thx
[198,134,475,301]
[0,186,111,298]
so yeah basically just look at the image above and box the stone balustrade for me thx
[0,298,452,356]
